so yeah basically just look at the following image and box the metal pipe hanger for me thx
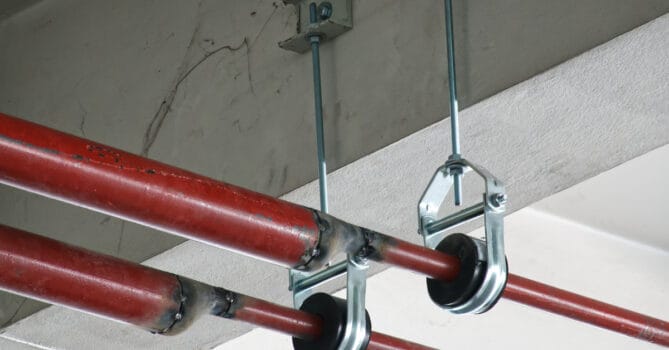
[0,112,667,347]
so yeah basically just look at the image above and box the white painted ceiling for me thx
[534,144,669,251]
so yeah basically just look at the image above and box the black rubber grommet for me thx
[292,293,371,350]
[426,233,486,308]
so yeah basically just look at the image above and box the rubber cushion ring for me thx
[292,293,371,350]
[426,233,486,307]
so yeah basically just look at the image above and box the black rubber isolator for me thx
[292,292,371,350]
[426,233,486,308]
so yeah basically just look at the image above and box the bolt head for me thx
[493,193,508,206]
[318,2,333,20]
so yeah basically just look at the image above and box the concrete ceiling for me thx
[534,145,669,251]
[0,0,40,20]
[0,12,667,348]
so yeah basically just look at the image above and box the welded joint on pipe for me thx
[292,210,331,270]
[296,210,380,272]
[157,277,239,335]
[150,276,189,335]
[210,287,238,319]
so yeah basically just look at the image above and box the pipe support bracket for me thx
[418,158,508,314]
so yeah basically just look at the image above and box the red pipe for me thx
[233,297,436,349]
[378,237,461,282]
[0,112,460,277]
[0,113,667,346]
[0,224,433,349]
[233,296,323,340]
[504,274,669,346]
[0,114,319,268]
[0,223,182,333]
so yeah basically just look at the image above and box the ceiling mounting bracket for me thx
[279,0,352,53]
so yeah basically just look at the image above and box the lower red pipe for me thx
[232,296,323,340]
[0,224,182,333]
[234,297,434,350]
[0,224,434,349]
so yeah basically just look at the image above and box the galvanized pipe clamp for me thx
[290,256,370,350]
[417,158,508,314]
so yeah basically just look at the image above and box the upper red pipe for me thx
[0,113,318,268]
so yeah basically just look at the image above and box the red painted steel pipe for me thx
[233,297,436,350]
[0,224,183,333]
[504,274,669,346]
[0,114,320,268]
[0,113,668,346]
[232,295,323,340]
[0,224,434,349]
[0,112,460,277]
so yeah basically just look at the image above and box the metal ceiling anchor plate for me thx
[279,0,352,53]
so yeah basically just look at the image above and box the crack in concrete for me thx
[250,3,278,48]
[245,39,255,95]
[245,4,279,95]
[141,19,203,157]
[140,2,278,156]
[1,298,26,329]
[99,216,111,225]
[115,221,126,255]
[21,197,28,225]
[141,33,248,157]
[77,100,87,137]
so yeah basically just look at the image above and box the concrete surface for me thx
[0,0,41,20]
[0,13,668,348]
[534,144,669,251]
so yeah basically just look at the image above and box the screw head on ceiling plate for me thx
[318,2,333,20]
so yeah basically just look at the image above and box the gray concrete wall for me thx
[0,0,667,328]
